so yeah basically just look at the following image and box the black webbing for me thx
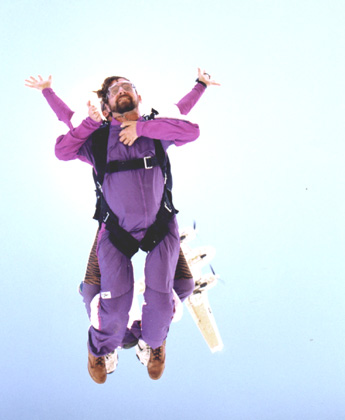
[100,196,140,258]
[105,156,160,173]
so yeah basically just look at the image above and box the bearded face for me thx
[110,94,137,114]
[107,80,140,114]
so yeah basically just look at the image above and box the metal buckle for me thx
[144,156,153,169]
[164,202,173,213]
[96,181,103,193]
[103,212,110,223]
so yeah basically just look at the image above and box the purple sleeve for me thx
[42,88,74,130]
[136,118,200,147]
[55,117,101,163]
[175,83,206,115]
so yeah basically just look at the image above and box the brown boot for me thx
[88,350,107,384]
[147,341,166,380]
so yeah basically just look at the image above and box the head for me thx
[96,76,141,115]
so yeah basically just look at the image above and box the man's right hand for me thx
[25,75,52,90]
[87,100,102,122]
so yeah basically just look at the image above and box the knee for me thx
[80,282,100,318]
[144,286,174,313]
[90,289,133,332]
[173,277,195,302]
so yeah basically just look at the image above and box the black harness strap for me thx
[139,189,174,252]
[105,155,160,173]
[91,122,110,222]
[99,185,176,258]
[100,196,140,258]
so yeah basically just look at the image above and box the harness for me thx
[91,110,177,259]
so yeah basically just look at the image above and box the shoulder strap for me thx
[90,122,110,221]
[91,122,110,186]
[154,140,173,191]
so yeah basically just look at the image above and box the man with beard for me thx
[54,75,202,383]
[25,70,219,382]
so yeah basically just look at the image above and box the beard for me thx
[110,95,136,114]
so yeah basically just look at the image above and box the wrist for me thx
[195,78,207,88]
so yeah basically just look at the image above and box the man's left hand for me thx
[119,121,139,146]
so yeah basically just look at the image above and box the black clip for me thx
[148,108,159,120]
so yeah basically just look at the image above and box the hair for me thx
[94,76,129,104]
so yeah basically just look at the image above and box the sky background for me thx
[1,0,345,419]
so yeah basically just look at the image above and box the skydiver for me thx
[25,70,219,383]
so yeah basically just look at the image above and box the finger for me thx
[86,100,91,107]
[128,136,137,146]
[122,138,129,145]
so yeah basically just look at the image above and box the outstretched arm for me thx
[25,75,74,129]
[175,68,220,116]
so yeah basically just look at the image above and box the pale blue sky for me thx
[1,0,345,419]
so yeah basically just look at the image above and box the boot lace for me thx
[95,356,105,367]
[152,346,163,361]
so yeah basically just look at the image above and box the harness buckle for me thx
[144,156,153,169]
[164,202,173,213]
[96,181,103,193]
[103,212,110,223]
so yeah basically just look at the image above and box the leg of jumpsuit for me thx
[141,217,180,349]
[81,230,140,348]
[88,229,134,357]
[82,230,194,348]
[125,249,194,343]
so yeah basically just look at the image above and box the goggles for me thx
[107,82,136,98]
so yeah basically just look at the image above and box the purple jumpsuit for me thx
[42,84,205,346]
[54,88,202,356]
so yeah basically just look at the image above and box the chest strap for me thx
[105,155,160,173]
